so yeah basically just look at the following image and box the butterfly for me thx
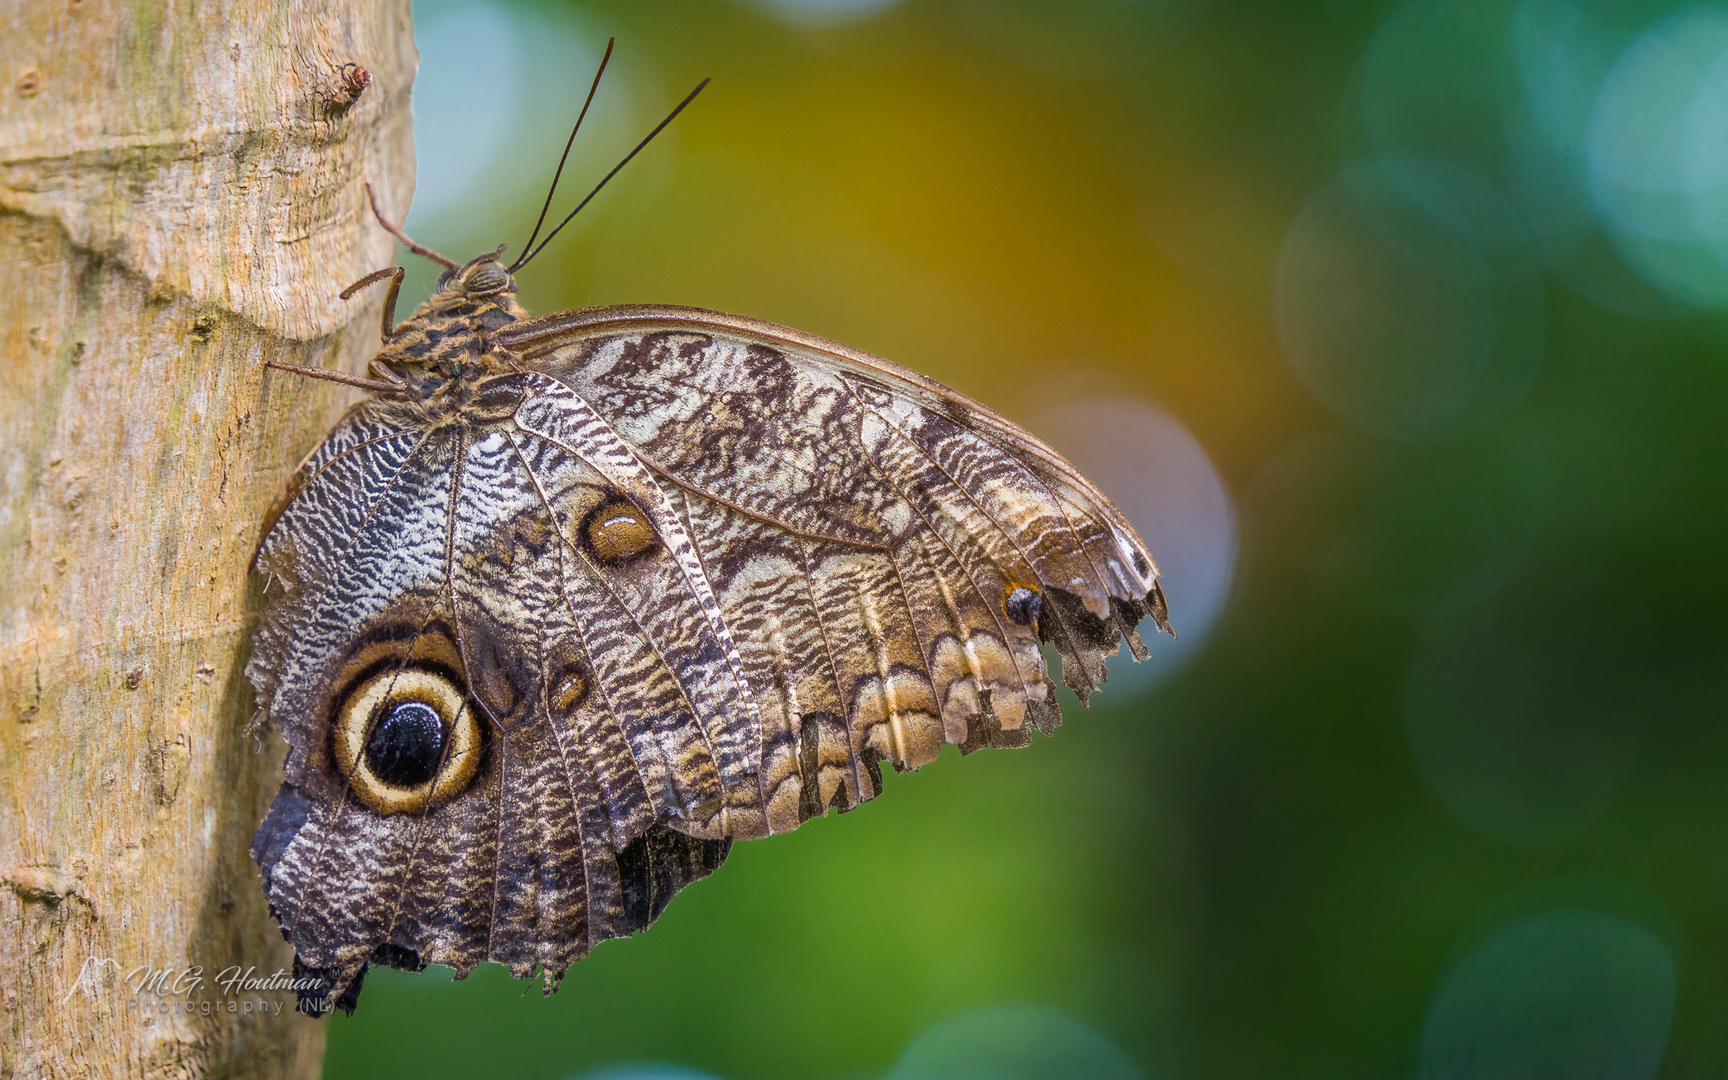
[248,45,1172,1016]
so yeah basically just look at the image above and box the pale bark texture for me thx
[0,1,416,1075]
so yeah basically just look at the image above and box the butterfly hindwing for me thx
[250,397,738,1009]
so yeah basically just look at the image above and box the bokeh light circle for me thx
[1357,0,1510,180]
[567,1067,725,1080]
[1420,910,1675,1080]
[1588,9,1728,307]
[1404,594,1632,845]
[737,0,908,26]
[887,1004,1145,1080]
[1274,158,1545,441]
[1505,0,1671,317]
[1031,394,1236,694]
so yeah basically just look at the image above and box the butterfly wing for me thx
[497,305,1172,831]
[249,305,1170,1011]
[248,398,734,1013]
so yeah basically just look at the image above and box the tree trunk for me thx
[0,2,415,1075]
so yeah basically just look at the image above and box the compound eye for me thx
[332,667,482,814]
[464,262,510,295]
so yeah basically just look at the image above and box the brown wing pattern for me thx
[249,398,735,1013]
[248,306,1167,1013]
[500,305,1169,695]
[499,306,1170,819]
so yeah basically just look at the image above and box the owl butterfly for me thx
[249,48,1172,1017]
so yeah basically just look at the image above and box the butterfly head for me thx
[401,245,529,335]
[436,245,517,301]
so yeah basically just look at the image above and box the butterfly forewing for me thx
[500,306,1166,693]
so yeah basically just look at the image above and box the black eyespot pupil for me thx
[363,701,445,787]
[1006,587,1041,626]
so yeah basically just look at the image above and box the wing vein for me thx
[638,454,889,552]
[506,429,660,830]
[793,535,863,798]
[846,379,1054,591]
[840,382,1035,699]
[509,428,719,816]
[259,429,424,553]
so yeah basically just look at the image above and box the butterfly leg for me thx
[339,266,408,343]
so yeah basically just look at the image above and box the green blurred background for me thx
[323,0,1728,1076]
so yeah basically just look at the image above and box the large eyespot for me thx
[582,499,656,564]
[332,667,482,814]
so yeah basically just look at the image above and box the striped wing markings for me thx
[497,305,1163,601]
[838,377,1054,719]
[447,424,660,975]
[658,486,809,833]
[250,420,436,716]
[849,434,1043,737]
[849,376,1116,620]
[524,332,1052,746]
[652,454,1005,822]
[791,535,868,810]
[503,425,730,824]
[499,424,704,842]
[511,374,764,793]
[255,425,426,570]
[666,485,849,830]
[259,423,443,909]
[265,432,479,977]
[843,377,1117,696]
[322,424,509,982]
[501,412,762,845]
[519,355,1055,784]
[440,421,519,973]
[508,315,1148,718]
[501,433,649,957]
[633,438,952,820]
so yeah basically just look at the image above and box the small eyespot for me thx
[552,666,589,716]
[1004,586,1042,627]
[332,667,482,814]
[583,500,656,564]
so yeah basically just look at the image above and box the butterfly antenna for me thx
[511,37,616,271]
[512,75,711,272]
[364,183,458,269]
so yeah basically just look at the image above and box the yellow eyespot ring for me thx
[331,667,482,814]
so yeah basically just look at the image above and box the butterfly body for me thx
[249,252,1172,1014]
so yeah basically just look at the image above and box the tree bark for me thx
[0,2,415,1075]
